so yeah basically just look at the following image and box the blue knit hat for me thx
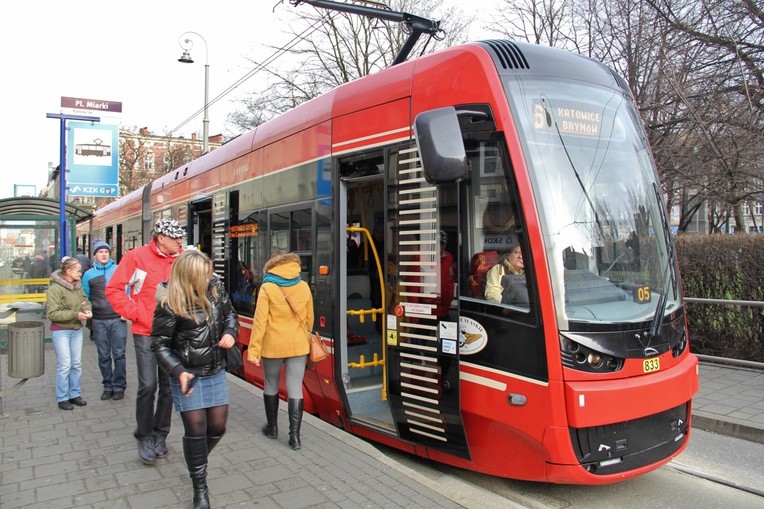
[93,240,111,254]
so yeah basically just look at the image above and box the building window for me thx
[144,151,154,171]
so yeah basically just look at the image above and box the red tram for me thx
[78,40,699,484]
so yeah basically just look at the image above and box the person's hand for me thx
[179,371,196,395]
[77,311,91,321]
[219,333,235,349]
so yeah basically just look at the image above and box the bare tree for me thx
[645,0,764,232]
[494,0,763,233]
[493,0,576,47]
[227,0,474,132]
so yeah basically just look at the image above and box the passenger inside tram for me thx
[484,234,525,303]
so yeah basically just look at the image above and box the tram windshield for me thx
[505,77,681,326]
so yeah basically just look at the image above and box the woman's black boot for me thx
[262,394,279,439]
[206,431,224,455]
[288,398,303,450]
[183,436,210,509]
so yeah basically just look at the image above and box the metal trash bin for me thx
[8,321,44,378]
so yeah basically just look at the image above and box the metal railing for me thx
[684,297,764,307]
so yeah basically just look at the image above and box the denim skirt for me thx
[170,369,229,412]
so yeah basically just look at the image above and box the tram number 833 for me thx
[643,358,661,373]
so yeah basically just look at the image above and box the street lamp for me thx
[178,31,209,154]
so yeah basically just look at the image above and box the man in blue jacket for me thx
[82,240,128,401]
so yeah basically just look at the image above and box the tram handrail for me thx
[346,307,383,322]
[684,297,764,307]
[347,226,387,400]
[348,353,385,369]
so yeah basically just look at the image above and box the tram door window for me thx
[105,227,113,260]
[229,192,260,317]
[457,139,547,381]
[338,152,390,428]
[115,224,123,261]
[189,199,213,258]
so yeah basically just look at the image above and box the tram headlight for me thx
[560,335,624,373]
[587,353,603,368]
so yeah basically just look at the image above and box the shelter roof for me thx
[0,197,92,223]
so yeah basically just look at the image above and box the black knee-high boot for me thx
[262,394,279,439]
[288,398,303,450]
[183,436,210,509]
[207,431,224,455]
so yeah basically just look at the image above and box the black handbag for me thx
[224,346,244,371]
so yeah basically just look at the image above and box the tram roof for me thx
[0,197,93,223]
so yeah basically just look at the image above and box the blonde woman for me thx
[248,251,314,450]
[151,250,238,509]
[484,234,524,303]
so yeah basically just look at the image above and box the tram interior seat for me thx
[347,273,382,379]
[347,273,371,300]
[467,251,499,298]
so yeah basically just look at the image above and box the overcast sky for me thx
[0,0,495,199]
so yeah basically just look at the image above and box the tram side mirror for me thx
[414,107,468,184]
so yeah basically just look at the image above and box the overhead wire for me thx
[169,17,325,135]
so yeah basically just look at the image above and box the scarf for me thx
[263,273,301,286]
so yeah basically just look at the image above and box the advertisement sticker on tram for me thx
[458,317,488,355]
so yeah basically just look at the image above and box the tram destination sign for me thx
[533,100,603,137]
[229,224,258,238]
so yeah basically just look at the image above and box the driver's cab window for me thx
[460,141,531,313]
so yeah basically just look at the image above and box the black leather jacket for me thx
[151,276,239,378]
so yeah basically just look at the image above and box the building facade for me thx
[45,127,223,211]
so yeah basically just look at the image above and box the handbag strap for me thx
[278,286,310,334]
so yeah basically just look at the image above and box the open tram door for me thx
[338,153,394,430]
[188,198,213,258]
[337,108,472,460]
[188,194,229,287]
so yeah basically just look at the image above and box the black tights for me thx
[180,404,228,438]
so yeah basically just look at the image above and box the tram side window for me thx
[269,208,313,280]
[461,141,531,312]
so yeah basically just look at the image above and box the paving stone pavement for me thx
[692,360,764,445]
[1,330,762,508]
[0,335,505,509]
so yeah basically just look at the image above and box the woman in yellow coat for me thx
[247,251,314,450]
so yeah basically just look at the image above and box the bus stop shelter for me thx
[0,197,92,343]
[0,196,92,262]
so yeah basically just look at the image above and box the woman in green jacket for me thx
[46,257,92,410]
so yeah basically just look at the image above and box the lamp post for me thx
[178,31,209,154]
